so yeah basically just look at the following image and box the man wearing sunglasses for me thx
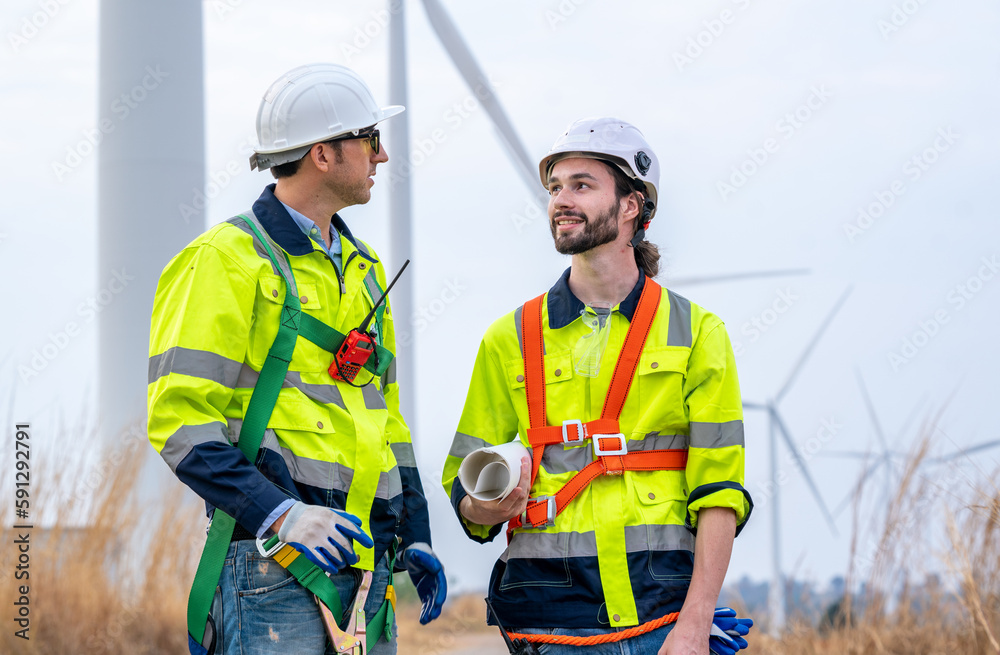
[148,64,445,655]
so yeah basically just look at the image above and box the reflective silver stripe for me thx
[276,446,402,500]
[391,441,417,467]
[381,465,403,499]
[237,364,346,409]
[363,383,387,410]
[514,305,524,357]
[381,359,397,386]
[226,418,401,499]
[625,524,695,553]
[689,420,744,449]
[229,210,298,296]
[449,432,494,458]
[227,218,282,277]
[514,304,545,356]
[148,347,243,387]
[667,290,692,348]
[506,524,693,560]
[508,530,597,559]
[160,423,230,471]
[362,270,381,307]
[227,418,277,452]
[540,433,689,475]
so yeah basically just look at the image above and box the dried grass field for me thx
[1,429,997,654]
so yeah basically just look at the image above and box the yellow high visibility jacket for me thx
[443,270,751,629]
[148,185,430,570]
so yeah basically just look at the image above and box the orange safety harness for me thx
[507,276,688,533]
[502,277,688,645]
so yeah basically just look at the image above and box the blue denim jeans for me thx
[511,624,673,655]
[210,540,397,655]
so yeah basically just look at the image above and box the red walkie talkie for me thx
[328,259,410,384]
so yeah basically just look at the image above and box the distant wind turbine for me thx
[743,286,852,633]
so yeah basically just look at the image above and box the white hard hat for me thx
[249,63,404,171]
[538,117,659,219]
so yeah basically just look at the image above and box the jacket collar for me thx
[251,184,377,263]
[547,266,646,330]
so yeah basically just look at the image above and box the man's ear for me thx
[620,191,641,223]
[309,143,332,173]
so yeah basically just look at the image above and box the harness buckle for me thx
[593,433,628,457]
[520,495,556,529]
[256,535,285,559]
[561,419,586,444]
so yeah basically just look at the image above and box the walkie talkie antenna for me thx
[486,598,518,652]
[486,598,541,655]
[358,259,409,334]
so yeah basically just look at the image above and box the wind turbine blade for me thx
[832,458,884,518]
[855,370,889,453]
[775,286,853,404]
[491,125,547,202]
[669,269,811,287]
[418,0,543,202]
[925,439,1000,465]
[771,407,839,536]
[817,450,881,460]
[743,401,768,411]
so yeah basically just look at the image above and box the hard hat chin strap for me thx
[629,198,655,248]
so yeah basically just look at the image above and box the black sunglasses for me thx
[325,127,380,154]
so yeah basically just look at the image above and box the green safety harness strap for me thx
[186,211,395,653]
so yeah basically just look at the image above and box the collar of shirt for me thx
[546,266,646,330]
[279,200,343,264]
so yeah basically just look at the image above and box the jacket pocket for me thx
[632,471,687,527]
[636,347,690,430]
[504,351,575,420]
[498,555,573,590]
[266,399,338,435]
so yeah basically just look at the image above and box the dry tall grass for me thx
[0,425,204,654]
[755,427,1000,655]
[2,423,996,654]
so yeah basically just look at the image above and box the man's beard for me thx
[550,200,620,255]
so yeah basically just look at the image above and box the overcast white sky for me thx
[3,0,999,595]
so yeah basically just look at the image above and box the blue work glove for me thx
[277,501,374,575]
[402,542,447,624]
[709,607,753,655]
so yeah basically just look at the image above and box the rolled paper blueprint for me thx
[457,440,530,502]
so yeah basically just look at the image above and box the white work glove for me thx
[277,501,374,575]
